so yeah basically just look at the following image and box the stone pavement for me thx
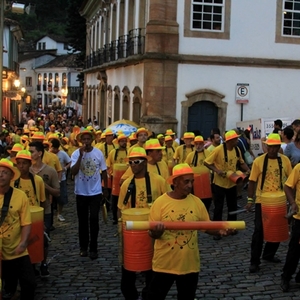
[30,180,300,300]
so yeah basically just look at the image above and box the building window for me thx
[276,0,300,44]
[283,0,300,36]
[184,0,231,39]
[192,0,224,31]
[25,77,32,87]
[38,42,46,50]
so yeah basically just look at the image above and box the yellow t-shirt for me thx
[98,143,116,159]
[250,153,292,204]
[118,172,169,210]
[173,145,194,164]
[172,140,179,149]
[106,149,128,167]
[121,161,170,181]
[185,150,210,174]
[106,148,128,176]
[0,188,31,260]
[12,175,46,207]
[285,163,300,220]
[204,144,244,189]
[207,144,216,153]
[150,192,209,275]
[42,151,63,172]
[162,147,175,165]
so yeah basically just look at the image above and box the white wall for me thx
[36,37,69,55]
[106,63,144,91]
[177,0,300,60]
[177,64,299,131]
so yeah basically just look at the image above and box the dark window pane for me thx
[193,21,202,28]
[193,12,202,20]
[295,3,300,10]
[204,5,212,12]
[213,6,222,13]
[194,4,203,12]
[203,0,213,3]
[294,12,300,19]
[213,14,222,21]
[213,22,222,30]
[284,20,292,26]
[203,21,212,29]
[203,13,212,20]
[285,12,293,19]
[292,28,300,35]
[214,0,223,3]
[283,28,291,35]
[293,20,300,27]
[284,1,293,10]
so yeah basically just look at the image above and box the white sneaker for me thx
[57,214,65,222]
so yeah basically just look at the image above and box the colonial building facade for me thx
[80,0,300,138]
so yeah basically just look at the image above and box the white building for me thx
[35,34,71,55]
[19,36,82,111]
[80,0,300,137]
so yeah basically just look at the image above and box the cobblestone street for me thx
[31,180,300,300]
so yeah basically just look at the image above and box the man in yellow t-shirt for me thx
[162,135,175,175]
[165,129,179,149]
[207,132,221,153]
[0,159,36,299]
[146,163,231,299]
[117,147,168,300]
[281,162,300,291]
[145,139,169,180]
[185,135,212,212]
[128,127,149,154]
[204,130,250,232]
[246,133,292,274]
[106,134,128,224]
[173,132,195,164]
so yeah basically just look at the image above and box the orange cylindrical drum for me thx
[122,208,153,271]
[112,164,128,196]
[261,191,289,242]
[192,167,212,199]
[28,206,44,264]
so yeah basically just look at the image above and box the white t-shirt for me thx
[71,147,107,196]
[27,119,35,127]
[57,150,71,181]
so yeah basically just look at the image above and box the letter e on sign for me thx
[236,83,249,104]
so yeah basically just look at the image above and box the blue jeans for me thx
[76,194,101,252]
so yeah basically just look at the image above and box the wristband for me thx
[247,197,254,203]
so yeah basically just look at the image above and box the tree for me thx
[65,0,86,65]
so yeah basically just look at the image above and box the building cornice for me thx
[85,53,300,73]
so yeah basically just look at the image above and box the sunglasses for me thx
[128,159,145,165]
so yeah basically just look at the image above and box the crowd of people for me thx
[1,112,300,299]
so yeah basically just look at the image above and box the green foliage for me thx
[4,0,76,44]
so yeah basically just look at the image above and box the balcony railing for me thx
[86,28,145,69]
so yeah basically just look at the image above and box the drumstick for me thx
[228,209,247,215]
[125,220,246,231]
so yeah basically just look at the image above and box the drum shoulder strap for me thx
[223,143,240,163]
[123,177,136,208]
[0,187,13,227]
[14,173,37,201]
[261,154,283,191]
